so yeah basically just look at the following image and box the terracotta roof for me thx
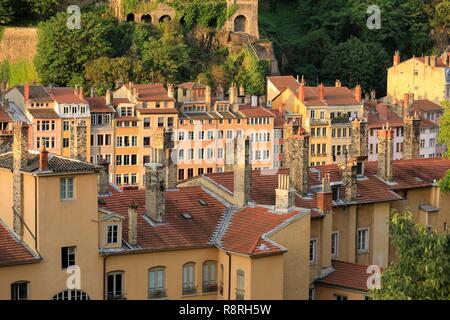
[112,98,131,106]
[0,108,12,122]
[47,87,87,104]
[269,109,287,128]
[126,83,175,102]
[0,219,39,267]
[179,82,207,90]
[86,97,115,113]
[0,152,99,173]
[367,109,404,128]
[268,76,300,93]
[99,186,227,252]
[420,118,438,129]
[16,85,52,102]
[115,116,139,122]
[137,108,179,115]
[316,260,376,292]
[220,207,304,257]
[28,108,59,119]
[238,105,275,118]
[411,100,443,113]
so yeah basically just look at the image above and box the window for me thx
[107,224,119,244]
[331,232,339,257]
[203,261,217,293]
[52,290,89,300]
[63,121,70,131]
[61,247,76,269]
[158,117,164,128]
[309,288,315,300]
[331,185,339,201]
[60,177,74,200]
[148,267,166,299]
[336,295,348,300]
[309,239,317,264]
[357,228,369,252]
[11,282,28,300]
[187,168,194,179]
[236,270,245,300]
[178,169,185,181]
[63,138,69,148]
[143,118,151,128]
[178,131,185,141]
[107,272,124,300]
[183,262,196,295]
[143,137,151,148]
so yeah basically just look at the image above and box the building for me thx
[1,119,450,300]
[387,51,450,104]
[268,76,364,166]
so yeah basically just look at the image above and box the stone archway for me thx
[159,15,172,23]
[234,15,247,33]
[126,13,135,22]
[141,14,152,24]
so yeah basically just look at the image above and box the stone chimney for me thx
[78,87,84,100]
[128,203,138,246]
[13,122,29,238]
[298,82,305,102]
[430,55,437,67]
[39,146,49,172]
[105,89,113,106]
[239,85,245,97]
[393,50,400,66]
[335,80,342,87]
[24,82,30,103]
[145,162,166,223]
[216,85,224,101]
[163,130,177,190]
[98,159,110,195]
[403,114,421,160]
[167,84,174,99]
[316,173,332,214]
[275,174,295,214]
[205,85,212,106]
[285,132,310,195]
[90,86,97,97]
[403,93,414,118]
[70,121,87,162]
[354,85,362,103]
[376,103,388,121]
[342,162,358,201]
[350,118,368,158]
[370,90,376,102]
[377,126,394,182]
[233,137,252,207]
[319,83,325,100]
[229,83,238,105]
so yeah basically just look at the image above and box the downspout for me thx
[34,175,38,251]
[226,251,232,300]
[103,254,110,300]
[355,205,359,264]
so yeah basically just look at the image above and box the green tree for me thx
[25,0,59,20]
[322,37,389,94]
[0,0,15,25]
[438,100,450,192]
[371,212,450,300]
[35,12,130,86]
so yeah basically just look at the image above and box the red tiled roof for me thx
[28,108,59,119]
[268,109,287,128]
[411,100,443,113]
[238,105,275,118]
[112,98,131,106]
[367,109,404,128]
[0,108,12,122]
[268,76,300,92]
[126,83,175,102]
[316,260,376,292]
[86,97,115,113]
[420,118,438,129]
[0,220,39,267]
[221,207,304,257]
[99,186,227,252]
[137,108,179,115]
[47,87,87,104]
[179,82,206,90]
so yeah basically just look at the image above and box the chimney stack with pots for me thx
[70,121,87,162]
[393,50,401,66]
[275,174,295,214]
[128,203,138,246]
[403,114,421,160]
[377,125,394,182]
[233,137,252,207]
[285,130,310,195]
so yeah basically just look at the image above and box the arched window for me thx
[11,281,29,300]
[159,15,172,23]
[236,269,245,300]
[234,15,247,33]
[126,13,135,22]
[202,261,217,293]
[148,267,166,299]
[52,290,90,300]
[141,14,152,24]
[182,262,196,295]
[106,271,124,300]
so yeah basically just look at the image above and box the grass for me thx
[0,59,39,87]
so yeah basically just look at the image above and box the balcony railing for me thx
[107,293,125,300]
[202,283,218,294]
[331,116,351,124]
[182,285,197,296]
[148,288,167,299]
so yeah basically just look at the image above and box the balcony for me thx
[331,116,351,124]
[310,118,329,126]
[107,293,126,300]
[148,288,167,299]
[182,285,197,296]
[202,282,218,294]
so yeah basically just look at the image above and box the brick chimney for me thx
[319,83,325,100]
[354,85,362,103]
[70,121,87,162]
[350,118,368,159]
[403,114,421,160]
[145,162,166,223]
[39,146,49,172]
[13,122,29,238]
[377,126,394,182]
[233,137,252,207]
[275,174,295,214]
[335,80,342,87]
[128,203,138,246]
[285,132,309,195]
[298,82,305,102]
[393,50,400,66]
[376,103,389,121]
[98,159,110,195]
[24,82,30,103]
[316,173,332,214]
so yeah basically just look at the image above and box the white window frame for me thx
[331,231,339,258]
[309,238,318,264]
[60,177,74,200]
[357,228,370,253]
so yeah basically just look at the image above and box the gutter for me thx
[226,251,232,301]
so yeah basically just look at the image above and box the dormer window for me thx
[101,214,123,249]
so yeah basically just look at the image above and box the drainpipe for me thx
[103,254,110,300]
[34,175,38,251]
[355,205,359,263]
[226,252,232,300]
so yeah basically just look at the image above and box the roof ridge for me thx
[210,206,238,247]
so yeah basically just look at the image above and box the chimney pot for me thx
[393,50,401,66]
[335,80,342,87]
[298,82,305,102]
[275,174,295,213]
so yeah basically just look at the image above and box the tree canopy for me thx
[370,212,450,300]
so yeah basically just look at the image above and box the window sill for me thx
[357,250,369,255]
[202,291,218,296]
[181,293,199,298]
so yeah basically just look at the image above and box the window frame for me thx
[11,281,29,300]
[357,228,370,253]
